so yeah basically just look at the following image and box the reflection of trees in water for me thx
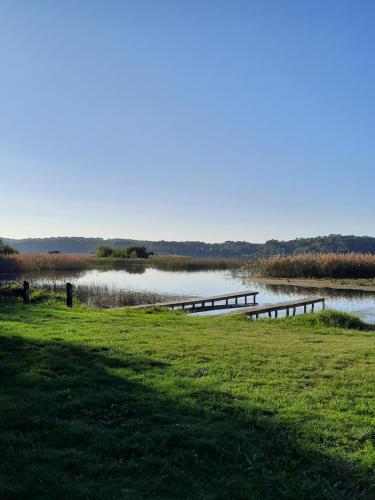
[97,261,147,274]
[122,263,146,274]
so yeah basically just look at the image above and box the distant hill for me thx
[2,235,375,258]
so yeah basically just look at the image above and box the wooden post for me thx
[245,296,248,305]
[253,294,256,304]
[23,281,30,305]
[311,303,315,313]
[286,307,289,316]
[293,307,296,316]
[322,299,325,310]
[268,311,271,318]
[66,283,73,308]
[304,304,307,313]
[275,310,278,318]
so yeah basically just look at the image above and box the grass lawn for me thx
[0,303,374,499]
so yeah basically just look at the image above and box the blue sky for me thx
[1,1,374,242]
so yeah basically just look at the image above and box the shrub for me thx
[308,310,371,330]
[96,245,152,259]
[126,246,152,258]
[0,244,19,255]
[96,246,114,258]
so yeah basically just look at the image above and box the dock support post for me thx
[322,299,325,310]
[286,308,289,316]
[66,283,73,308]
[275,310,278,318]
[226,299,229,306]
[304,305,307,313]
[311,303,315,313]
[253,295,256,304]
[23,281,30,305]
[245,296,248,305]
[235,297,238,305]
[293,307,296,316]
[268,311,271,318]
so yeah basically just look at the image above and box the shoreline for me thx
[254,277,375,293]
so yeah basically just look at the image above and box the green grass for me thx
[0,303,374,499]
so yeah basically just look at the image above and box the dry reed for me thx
[0,254,94,273]
[149,255,242,271]
[246,252,375,279]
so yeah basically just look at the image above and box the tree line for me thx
[2,235,375,258]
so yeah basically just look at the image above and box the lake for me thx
[26,267,375,323]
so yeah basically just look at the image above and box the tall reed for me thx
[0,281,184,308]
[149,255,242,271]
[0,254,94,273]
[245,253,375,279]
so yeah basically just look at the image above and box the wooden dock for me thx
[132,290,259,313]
[223,297,325,319]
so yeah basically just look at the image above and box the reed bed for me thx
[73,284,181,308]
[0,253,94,273]
[0,253,241,274]
[149,255,242,271]
[246,252,375,279]
[0,280,184,308]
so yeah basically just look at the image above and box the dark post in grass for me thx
[23,281,30,305]
[66,283,73,308]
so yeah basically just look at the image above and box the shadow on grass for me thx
[0,335,372,499]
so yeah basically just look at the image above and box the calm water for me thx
[28,268,375,323]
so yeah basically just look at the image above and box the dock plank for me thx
[131,290,259,309]
[222,297,325,317]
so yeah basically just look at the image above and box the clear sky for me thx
[1,1,374,243]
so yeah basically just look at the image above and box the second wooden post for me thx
[66,283,73,308]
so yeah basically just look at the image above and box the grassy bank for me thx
[0,304,374,498]
[246,252,375,279]
[251,277,375,293]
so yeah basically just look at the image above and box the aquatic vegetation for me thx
[246,252,375,279]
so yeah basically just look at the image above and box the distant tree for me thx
[126,246,153,259]
[96,246,113,258]
[0,243,19,255]
[96,245,152,259]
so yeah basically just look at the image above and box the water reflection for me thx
[2,268,375,323]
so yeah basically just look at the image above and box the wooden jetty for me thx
[223,297,325,319]
[132,290,259,313]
